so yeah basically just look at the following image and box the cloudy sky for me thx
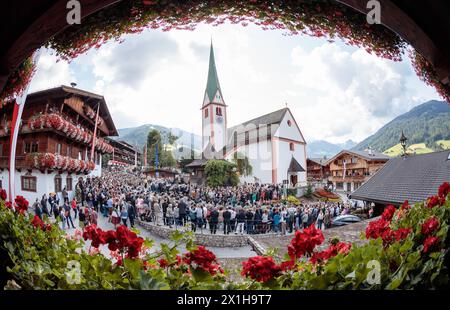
[30,22,440,144]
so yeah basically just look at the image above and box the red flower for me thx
[279,260,295,271]
[287,224,324,260]
[183,246,222,275]
[83,224,107,248]
[426,195,442,208]
[31,215,45,229]
[241,256,281,283]
[366,218,390,239]
[438,182,450,199]
[382,205,396,221]
[423,236,440,254]
[5,201,13,209]
[14,196,29,214]
[0,188,7,201]
[421,217,440,236]
[393,228,412,242]
[158,259,168,268]
[310,242,352,264]
[400,200,410,210]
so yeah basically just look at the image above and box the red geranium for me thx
[183,246,222,275]
[421,217,440,236]
[83,224,107,248]
[381,205,396,222]
[423,236,440,254]
[287,224,324,260]
[438,182,450,199]
[241,256,281,283]
[310,241,352,264]
[366,218,390,239]
[426,195,444,208]
[14,196,29,214]
[31,215,45,229]
[0,188,7,201]
[5,201,13,209]
[400,200,410,210]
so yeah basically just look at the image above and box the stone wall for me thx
[137,220,254,248]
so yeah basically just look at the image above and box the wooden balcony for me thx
[329,175,367,183]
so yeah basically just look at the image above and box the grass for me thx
[382,141,449,157]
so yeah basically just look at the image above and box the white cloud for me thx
[30,51,76,92]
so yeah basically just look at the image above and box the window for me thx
[31,142,38,153]
[66,176,73,191]
[287,120,292,127]
[54,175,62,192]
[204,108,208,118]
[21,176,37,192]
[351,157,358,164]
[56,143,62,155]
[78,151,82,160]
[245,131,250,145]
[67,146,72,157]
[24,142,31,153]
[216,107,222,116]
[289,142,295,151]
[233,132,238,147]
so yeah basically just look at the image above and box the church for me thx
[188,42,307,187]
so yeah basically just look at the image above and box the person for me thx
[59,207,67,230]
[127,202,136,227]
[280,207,287,235]
[33,198,42,220]
[223,207,232,235]
[317,210,324,230]
[178,198,187,226]
[261,209,269,233]
[369,206,374,218]
[245,208,254,234]
[111,207,121,228]
[324,209,332,229]
[273,211,281,233]
[62,186,69,204]
[189,206,197,232]
[78,206,86,228]
[302,211,309,229]
[209,207,219,234]
[120,206,128,227]
[166,203,174,227]
[64,201,75,229]
[235,209,246,235]
[41,194,49,216]
[71,198,78,219]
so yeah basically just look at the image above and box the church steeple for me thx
[203,40,225,107]
[201,39,227,152]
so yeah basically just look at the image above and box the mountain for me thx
[116,124,202,152]
[307,139,357,158]
[353,100,450,154]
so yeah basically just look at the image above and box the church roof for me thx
[288,156,306,173]
[204,41,222,106]
[227,108,288,136]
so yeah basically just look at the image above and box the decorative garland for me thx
[410,49,450,103]
[27,113,113,153]
[0,56,36,108]
[26,152,96,173]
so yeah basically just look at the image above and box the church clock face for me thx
[216,115,223,123]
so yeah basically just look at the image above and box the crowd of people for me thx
[31,167,361,235]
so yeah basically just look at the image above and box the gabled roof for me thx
[326,149,389,165]
[203,41,223,106]
[227,108,288,137]
[308,158,329,166]
[350,150,450,205]
[288,156,306,172]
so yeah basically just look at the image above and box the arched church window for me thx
[204,108,208,118]
[287,120,292,126]
[216,107,222,116]
[289,142,295,151]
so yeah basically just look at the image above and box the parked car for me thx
[331,214,361,227]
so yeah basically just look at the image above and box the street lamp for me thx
[400,130,408,156]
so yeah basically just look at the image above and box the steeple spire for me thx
[204,40,224,106]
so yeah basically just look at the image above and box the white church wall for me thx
[226,139,273,184]
[275,109,305,143]
[276,139,307,186]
